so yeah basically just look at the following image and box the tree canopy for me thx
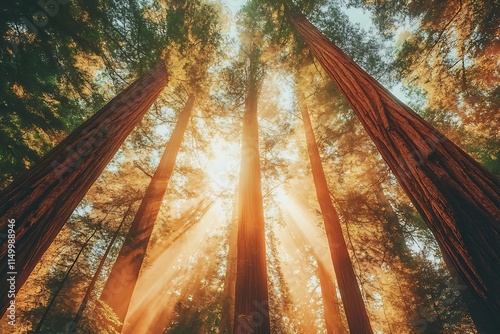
[0,0,498,333]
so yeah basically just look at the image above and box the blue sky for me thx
[217,0,408,103]
[221,0,247,13]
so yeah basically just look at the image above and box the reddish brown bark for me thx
[99,95,195,323]
[233,54,271,334]
[289,12,500,321]
[0,64,169,317]
[298,95,373,333]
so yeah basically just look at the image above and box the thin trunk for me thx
[220,192,238,334]
[287,217,345,334]
[233,54,271,334]
[298,94,373,333]
[317,259,345,334]
[34,226,100,333]
[70,203,133,330]
[0,64,169,316]
[289,12,500,323]
[99,95,195,323]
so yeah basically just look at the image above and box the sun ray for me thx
[122,201,227,333]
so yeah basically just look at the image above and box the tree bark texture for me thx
[377,183,499,331]
[99,95,195,323]
[299,94,373,333]
[289,13,500,321]
[0,63,169,317]
[233,56,271,334]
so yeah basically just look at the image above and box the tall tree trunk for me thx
[233,54,271,334]
[298,94,373,333]
[377,185,494,332]
[99,95,195,324]
[220,192,238,334]
[34,225,100,333]
[289,12,500,323]
[70,203,133,331]
[0,63,169,317]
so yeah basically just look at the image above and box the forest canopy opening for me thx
[0,0,498,333]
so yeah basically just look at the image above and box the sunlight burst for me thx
[205,137,240,195]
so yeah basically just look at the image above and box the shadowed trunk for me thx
[233,52,271,334]
[439,240,498,333]
[289,12,500,324]
[298,94,372,333]
[0,63,169,317]
[99,95,195,324]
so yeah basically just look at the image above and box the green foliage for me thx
[352,0,499,178]
[0,0,223,189]
[311,3,391,80]
[2,0,497,332]
[0,1,110,188]
[79,300,121,334]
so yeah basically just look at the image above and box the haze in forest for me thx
[0,0,498,333]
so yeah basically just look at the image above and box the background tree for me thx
[297,87,373,333]
[100,94,195,323]
[0,63,169,317]
[285,8,500,322]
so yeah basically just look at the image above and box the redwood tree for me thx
[0,64,169,317]
[298,92,373,333]
[233,46,271,333]
[99,95,195,323]
[288,11,500,322]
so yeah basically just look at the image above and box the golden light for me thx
[272,185,288,204]
[204,136,240,194]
